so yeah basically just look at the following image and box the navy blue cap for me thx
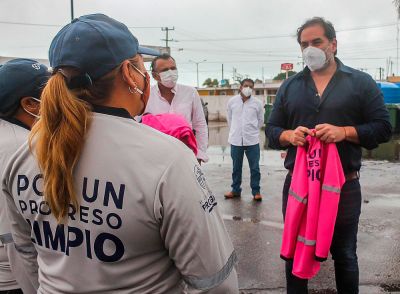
[49,13,160,81]
[0,58,50,113]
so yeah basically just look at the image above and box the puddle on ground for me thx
[223,214,284,230]
[381,283,400,292]
[309,290,336,294]
[371,196,400,208]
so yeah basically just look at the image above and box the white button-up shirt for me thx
[146,84,209,162]
[227,94,264,146]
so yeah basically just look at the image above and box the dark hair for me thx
[150,54,176,72]
[0,104,19,118]
[0,83,47,119]
[30,56,142,222]
[240,78,254,86]
[297,17,337,54]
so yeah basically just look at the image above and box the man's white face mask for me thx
[159,69,178,88]
[302,46,332,71]
[23,97,41,119]
[241,86,253,97]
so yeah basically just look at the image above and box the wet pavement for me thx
[202,123,400,293]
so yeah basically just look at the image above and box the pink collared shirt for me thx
[145,84,209,162]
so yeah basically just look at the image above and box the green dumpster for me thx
[264,103,273,125]
[386,104,400,133]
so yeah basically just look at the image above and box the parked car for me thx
[201,98,209,124]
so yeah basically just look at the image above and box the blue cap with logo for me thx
[0,58,50,113]
[49,13,160,81]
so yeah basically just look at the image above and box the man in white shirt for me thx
[146,54,209,163]
[225,79,264,201]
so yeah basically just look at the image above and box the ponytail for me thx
[30,56,141,222]
[30,72,92,222]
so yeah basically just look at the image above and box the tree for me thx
[203,78,219,87]
[273,71,297,81]
[202,78,213,87]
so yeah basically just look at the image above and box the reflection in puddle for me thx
[380,283,400,292]
[208,123,400,162]
[309,290,336,294]
[363,135,400,161]
[223,214,284,230]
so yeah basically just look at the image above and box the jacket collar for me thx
[92,104,132,119]
[1,117,30,130]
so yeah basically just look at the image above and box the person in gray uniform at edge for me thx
[1,14,239,294]
[0,58,50,294]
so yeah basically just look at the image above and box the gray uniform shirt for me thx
[2,109,238,294]
[0,118,37,293]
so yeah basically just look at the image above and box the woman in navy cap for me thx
[0,58,49,294]
[2,14,238,293]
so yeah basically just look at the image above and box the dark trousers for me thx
[230,144,261,196]
[0,289,23,294]
[282,174,362,294]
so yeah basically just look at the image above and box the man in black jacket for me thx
[266,17,392,294]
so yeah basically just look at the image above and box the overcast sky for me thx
[0,0,398,86]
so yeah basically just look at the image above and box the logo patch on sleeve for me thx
[194,166,218,213]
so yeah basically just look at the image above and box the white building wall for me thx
[201,95,267,122]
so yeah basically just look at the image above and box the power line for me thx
[336,22,396,32]
[176,56,387,65]
[176,22,397,42]
[0,20,163,29]
[0,21,60,27]
[171,38,397,57]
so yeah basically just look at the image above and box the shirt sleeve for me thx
[2,169,39,290]
[265,86,288,150]
[191,90,209,162]
[354,75,392,150]
[153,151,238,293]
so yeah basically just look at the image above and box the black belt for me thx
[288,170,359,181]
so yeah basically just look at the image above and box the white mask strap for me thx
[23,97,41,119]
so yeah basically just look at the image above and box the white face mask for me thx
[241,86,253,97]
[159,69,178,88]
[302,46,331,71]
[23,97,41,119]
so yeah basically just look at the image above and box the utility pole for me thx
[262,67,265,83]
[391,60,394,76]
[262,66,266,102]
[70,0,74,21]
[386,58,389,77]
[378,67,384,81]
[189,59,207,88]
[397,20,399,75]
[298,56,305,69]
[161,27,175,49]
[222,64,224,80]
[386,57,394,77]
